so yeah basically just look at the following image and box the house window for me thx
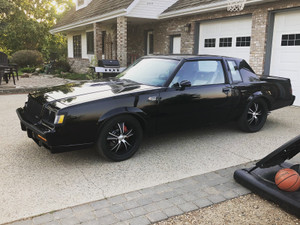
[281,34,300,46]
[204,39,216,48]
[102,31,106,54]
[236,36,251,47]
[170,35,181,54]
[86,32,94,54]
[219,37,232,47]
[73,35,82,58]
[78,0,84,6]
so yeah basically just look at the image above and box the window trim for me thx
[219,37,232,47]
[204,38,216,48]
[281,33,300,46]
[236,36,251,47]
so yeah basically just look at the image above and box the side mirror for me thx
[180,80,191,88]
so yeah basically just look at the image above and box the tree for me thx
[0,0,74,59]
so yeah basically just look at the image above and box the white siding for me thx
[76,0,93,11]
[128,0,177,19]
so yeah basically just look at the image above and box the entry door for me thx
[270,10,300,106]
[171,36,181,54]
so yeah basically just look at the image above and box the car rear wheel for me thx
[96,115,143,161]
[238,99,268,133]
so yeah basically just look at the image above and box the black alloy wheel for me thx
[97,115,143,161]
[238,98,268,132]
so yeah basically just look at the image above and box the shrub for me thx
[20,67,36,73]
[53,59,71,72]
[11,50,44,67]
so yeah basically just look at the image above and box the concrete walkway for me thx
[0,74,74,94]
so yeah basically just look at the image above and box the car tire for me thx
[238,98,268,133]
[96,115,143,161]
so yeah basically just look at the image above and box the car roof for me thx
[142,54,242,61]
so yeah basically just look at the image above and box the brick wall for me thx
[68,58,90,74]
[117,16,128,67]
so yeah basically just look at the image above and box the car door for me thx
[157,59,233,132]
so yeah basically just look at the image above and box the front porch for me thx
[65,17,158,73]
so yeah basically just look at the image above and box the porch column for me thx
[249,8,269,75]
[94,22,103,61]
[117,16,127,67]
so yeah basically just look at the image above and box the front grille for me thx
[25,95,43,122]
[42,107,56,124]
[25,95,56,126]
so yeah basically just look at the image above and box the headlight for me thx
[54,115,65,124]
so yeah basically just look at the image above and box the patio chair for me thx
[0,51,18,85]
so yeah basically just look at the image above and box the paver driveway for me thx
[0,94,299,224]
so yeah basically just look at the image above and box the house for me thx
[50,0,300,106]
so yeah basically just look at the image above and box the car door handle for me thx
[222,88,230,94]
[148,96,160,102]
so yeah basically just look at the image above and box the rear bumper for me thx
[16,108,93,153]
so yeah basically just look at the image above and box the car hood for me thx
[256,135,300,168]
[30,78,160,108]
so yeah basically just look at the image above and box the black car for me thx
[17,55,295,161]
[234,135,300,217]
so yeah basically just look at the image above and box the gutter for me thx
[159,0,271,19]
[50,9,127,34]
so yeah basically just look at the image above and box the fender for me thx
[247,91,272,110]
[97,107,148,128]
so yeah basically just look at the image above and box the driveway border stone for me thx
[5,162,256,225]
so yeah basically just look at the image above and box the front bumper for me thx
[16,107,56,150]
[17,108,94,153]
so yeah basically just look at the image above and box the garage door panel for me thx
[199,16,252,62]
[270,10,300,106]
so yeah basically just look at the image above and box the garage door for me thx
[270,10,300,106]
[199,16,252,62]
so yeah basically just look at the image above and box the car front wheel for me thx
[238,99,268,133]
[96,115,143,161]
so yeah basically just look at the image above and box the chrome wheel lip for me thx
[247,102,263,126]
[106,122,134,153]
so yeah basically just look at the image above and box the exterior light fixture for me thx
[184,23,191,33]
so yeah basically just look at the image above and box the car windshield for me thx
[118,58,180,86]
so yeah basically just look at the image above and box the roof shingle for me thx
[163,0,224,13]
[52,0,134,30]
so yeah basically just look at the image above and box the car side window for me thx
[169,60,225,87]
[228,60,243,83]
